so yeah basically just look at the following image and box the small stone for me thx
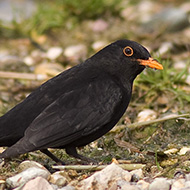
[91,41,107,52]
[171,178,185,190]
[6,167,50,188]
[178,147,190,155]
[0,180,5,184]
[157,42,173,55]
[23,56,34,66]
[186,173,190,181]
[90,19,108,32]
[164,148,178,155]
[137,180,150,190]
[31,49,46,62]
[160,159,178,167]
[174,61,186,70]
[49,171,68,187]
[130,169,144,181]
[185,181,190,187]
[64,44,87,63]
[137,109,157,122]
[46,47,63,60]
[18,160,47,172]
[22,177,53,190]
[157,95,169,105]
[149,178,171,190]
[78,163,132,190]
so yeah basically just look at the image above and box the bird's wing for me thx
[8,78,128,154]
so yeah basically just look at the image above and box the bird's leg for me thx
[40,149,65,165]
[65,146,98,164]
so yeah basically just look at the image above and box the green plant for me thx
[0,0,122,37]
[134,59,190,108]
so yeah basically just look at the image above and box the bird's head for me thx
[114,39,163,69]
[91,39,163,83]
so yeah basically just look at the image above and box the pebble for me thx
[64,44,87,63]
[186,173,190,181]
[49,171,68,187]
[137,180,150,190]
[22,177,53,190]
[18,160,48,172]
[46,47,63,60]
[173,61,186,70]
[149,178,171,190]
[164,148,178,155]
[89,19,108,32]
[6,167,50,188]
[78,163,132,189]
[23,56,34,66]
[91,41,107,52]
[171,179,185,190]
[178,147,190,155]
[137,109,157,122]
[157,42,173,55]
[185,181,190,187]
[130,169,144,180]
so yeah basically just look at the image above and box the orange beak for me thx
[137,57,163,70]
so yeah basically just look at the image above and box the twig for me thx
[111,113,190,133]
[52,163,145,171]
[0,71,47,81]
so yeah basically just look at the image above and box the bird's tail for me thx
[0,137,36,159]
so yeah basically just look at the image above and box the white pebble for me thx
[22,177,53,190]
[137,109,157,122]
[92,41,107,51]
[6,167,50,188]
[164,148,178,155]
[157,42,173,55]
[46,47,63,60]
[64,44,86,58]
[149,178,170,190]
[23,56,34,66]
[178,147,190,155]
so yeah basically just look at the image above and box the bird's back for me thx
[0,63,90,146]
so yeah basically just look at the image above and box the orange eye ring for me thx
[123,46,133,56]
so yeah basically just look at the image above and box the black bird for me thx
[0,40,163,163]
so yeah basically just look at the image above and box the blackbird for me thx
[0,40,163,164]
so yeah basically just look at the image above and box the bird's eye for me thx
[123,46,133,57]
